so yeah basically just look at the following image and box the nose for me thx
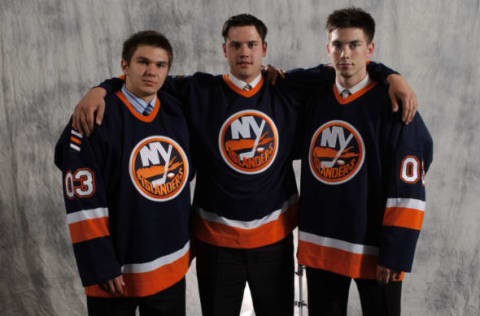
[145,63,157,75]
[239,43,250,56]
[340,45,351,58]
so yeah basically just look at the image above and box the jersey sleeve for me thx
[54,121,121,286]
[379,112,433,272]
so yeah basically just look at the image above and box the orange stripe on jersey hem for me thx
[194,203,298,249]
[383,207,424,231]
[84,250,190,297]
[69,217,110,244]
[298,240,379,279]
[115,91,160,123]
[333,81,377,105]
[222,74,264,98]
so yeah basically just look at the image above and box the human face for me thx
[222,25,267,83]
[121,45,170,103]
[327,27,374,88]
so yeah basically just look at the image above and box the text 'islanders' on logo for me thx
[129,136,189,202]
[219,110,278,174]
[309,120,365,185]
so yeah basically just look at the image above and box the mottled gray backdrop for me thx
[1,0,479,315]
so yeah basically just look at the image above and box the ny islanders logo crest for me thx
[309,120,364,185]
[219,110,278,174]
[129,136,189,201]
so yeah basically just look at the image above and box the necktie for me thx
[143,103,153,115]
[243,84,252,91]
[341,89,351,99]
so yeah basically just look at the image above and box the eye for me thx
[248,42,258,48]
[231,42,241,49]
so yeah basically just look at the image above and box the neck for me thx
[336,68,367,89]
[125,83,155,103]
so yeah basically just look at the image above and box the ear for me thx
[121,59,128,73]
[262,41,267,57]
[222,42,227,58]
[326,42,331,55]
[367,41,375,58]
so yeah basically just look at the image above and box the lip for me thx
[237,62,251,68]
[142,79,157,85]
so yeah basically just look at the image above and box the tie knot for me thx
[341,89,351,99]
[243,84,252,91]
[143,103,153,116]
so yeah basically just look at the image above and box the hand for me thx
[386,74,418,124]
[376,265,402,285]
[261,64,285,85]
[99,275,126,295]
[72,87,107,136]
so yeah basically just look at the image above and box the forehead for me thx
[328,27,368,42]
[130,45,169,62]
[226,25,261,42]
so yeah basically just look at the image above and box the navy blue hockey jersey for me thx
[55,90,192,297]
[297,81,433,279]
[172,73,301,249]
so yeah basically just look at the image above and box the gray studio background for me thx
[1,0,479,315]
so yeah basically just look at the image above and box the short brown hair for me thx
[326,7,375,43]
[122,30,173,68]
[222,14,268,43]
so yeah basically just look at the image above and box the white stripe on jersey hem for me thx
[71,129,83,138]
[299,231,379,256]
[70,143,81,151]
[121,241,190,274]
[197,194,298,230]
[67,207,109,224]
[386,198,426,212]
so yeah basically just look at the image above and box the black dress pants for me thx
[306,268,401,316]
[86,278,185,316]
[196,234,294,316]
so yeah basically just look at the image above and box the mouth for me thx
[142,79,157,86]
[338,62,353,68]
[237,61,252,68]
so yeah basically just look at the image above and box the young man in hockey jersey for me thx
[55,31,192,316]
[297,8,433,316]
[69,14,419,316]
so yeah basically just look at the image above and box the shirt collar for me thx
[121,84,157,115]
[228,72,262,90]
[336,74,371,95]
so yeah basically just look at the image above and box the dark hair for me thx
[122,30,173,68]
[222,14,268,43]
[325,7,375,43]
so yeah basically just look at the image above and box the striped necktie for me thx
[341,89,351,99]
[143,103,153,115]
[243,84,252,91]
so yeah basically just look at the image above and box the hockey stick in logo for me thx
[151,144,173,188]
[239,120,266,161]
[320,133,353,168]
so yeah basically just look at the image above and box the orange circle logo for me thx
[129,136,189,201]
[309,120,364,185]
[219,110,278,174]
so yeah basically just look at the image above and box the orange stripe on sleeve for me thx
[85,250,190,297]
[68,217,110,244]
[70,136,82,145]
[383,207,424,231]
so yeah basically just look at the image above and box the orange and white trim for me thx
[383,198,425,231]
[67,207,110,244]
[298,231,379,279]
[222,74,264,98]
[194,195,298,249]
[85,241,191,297]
